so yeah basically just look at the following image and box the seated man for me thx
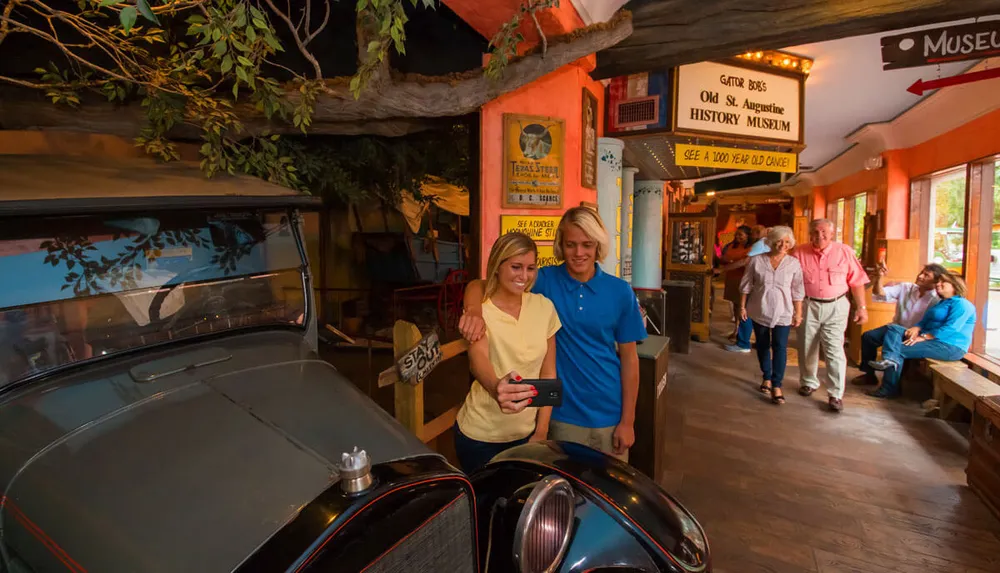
[852,262,946,397]
[868,272,975,397]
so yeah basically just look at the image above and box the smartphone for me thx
[519,378,562,408]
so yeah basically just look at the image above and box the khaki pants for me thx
[799,297,850,399]
[549,420,629,462]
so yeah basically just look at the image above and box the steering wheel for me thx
[150,277,267,334]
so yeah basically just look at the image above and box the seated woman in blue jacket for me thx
[868,272,976,397]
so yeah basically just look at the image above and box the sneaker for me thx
[867,359,896,372]
[867,386,900,399]
[828,397,844,412]
[724,344,751,353]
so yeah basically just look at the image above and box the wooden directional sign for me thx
[881,21,1000,71]
[397,331,442,384]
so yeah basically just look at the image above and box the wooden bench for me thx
[927,359,1000,420]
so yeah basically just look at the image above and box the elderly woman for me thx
[868,272,976,398]
[738,226,804,405]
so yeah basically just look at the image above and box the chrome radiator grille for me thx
[364,494,476,573]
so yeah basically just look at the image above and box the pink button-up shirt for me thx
[792,242,869,299]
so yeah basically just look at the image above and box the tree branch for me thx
[262,0,326,79]
[0,12,634,135]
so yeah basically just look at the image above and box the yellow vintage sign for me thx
[536,244,558,268]
[502,113,565,209]
[674,143,798,174]
[501,215,561,242]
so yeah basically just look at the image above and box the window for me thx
[851,193,868,259]
[927,168,968,275]
[835,199,846,243]
[825,193,868,258]
[985,161,1000,359]
[0,210,306,387]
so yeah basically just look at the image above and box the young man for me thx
[851,262,945,397]
[459,207,646,461]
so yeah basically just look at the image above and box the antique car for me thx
[0,155,710,573]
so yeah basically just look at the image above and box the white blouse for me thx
[739,253,805,328]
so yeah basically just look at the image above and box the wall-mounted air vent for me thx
[616,96,659,128]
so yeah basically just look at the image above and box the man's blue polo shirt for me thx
[532,263,647,428]
[747,239,769,257]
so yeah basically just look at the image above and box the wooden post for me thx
[393,320,424,437]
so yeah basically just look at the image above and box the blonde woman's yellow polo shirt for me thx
[456,292,561,443]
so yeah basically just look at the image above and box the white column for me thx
[620,166,638,284]
[597,137,624,277]
[632,180,664,289]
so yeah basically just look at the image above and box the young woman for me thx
[738,226,804,405]
[459,207,646,462]
[453,232,560,473]
[868,272,976,397]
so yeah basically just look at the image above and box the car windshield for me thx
[0,209,307,389]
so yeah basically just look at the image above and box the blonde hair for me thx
[552,206,609,263]
[938,272,968,298]
[483,232,538,301]
[767,225,795,251]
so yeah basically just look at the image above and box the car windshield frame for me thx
[0,206,311,392]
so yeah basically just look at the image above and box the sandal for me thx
[759,381,772,394]
[771,389,786,405]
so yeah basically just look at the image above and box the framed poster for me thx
[502,113,565,209]
[581,88,598,189]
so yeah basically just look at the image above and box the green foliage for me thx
[2,0,550,191]
[282,124,471,205]
[485,0,559,81]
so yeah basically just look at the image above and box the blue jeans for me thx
[860,324,890,376]
[880,324,967,391]
[735,314,754,349]
[453,423,529,474]
[752,321,791,387]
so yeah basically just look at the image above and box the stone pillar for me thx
[597,138,624,277]
[620,166,638,284]
[632,180,665,289]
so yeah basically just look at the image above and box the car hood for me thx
[0,331,434,573]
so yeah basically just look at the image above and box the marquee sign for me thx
[674,143,798,173]
[881,20,1000,71]
[673,61,803,144]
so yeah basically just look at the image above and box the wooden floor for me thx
[664,299,1000,573]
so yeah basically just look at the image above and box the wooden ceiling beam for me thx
[594,0,1000,79]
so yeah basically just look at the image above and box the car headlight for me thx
[512,475,575,573]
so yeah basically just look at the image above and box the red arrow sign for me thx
[907,67,1000,96]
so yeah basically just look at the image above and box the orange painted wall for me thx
[442,0,583,52]
[901,107,1000,178]
[816,107,1000,240]
[479,64,604,276]
[824,167,886,204]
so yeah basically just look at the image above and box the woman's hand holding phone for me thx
[495,370,537,414]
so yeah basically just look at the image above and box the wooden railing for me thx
[376,320,469,443]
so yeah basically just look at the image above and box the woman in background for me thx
[453,232,560,473]
[718,225,753,341]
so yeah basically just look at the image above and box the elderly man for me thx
[793,219,869,412]
[851,262,945,397]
